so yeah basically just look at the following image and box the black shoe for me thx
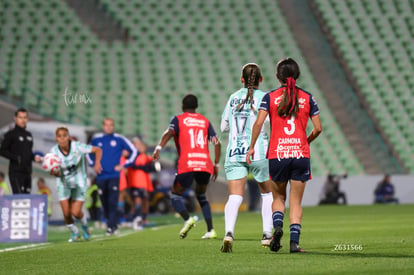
[290,241,306,253]
[269,226,283,252]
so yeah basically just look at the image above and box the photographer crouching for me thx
[319,174,347,205]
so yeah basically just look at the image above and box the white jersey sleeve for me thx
[74,141,93,154]
[221,97,231,132]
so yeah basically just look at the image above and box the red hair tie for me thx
[286,77,296,114]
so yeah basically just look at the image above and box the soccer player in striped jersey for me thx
[247,58,322,253]
[153,94,221,239]
[220,63,273,253]
[50,127,102,242]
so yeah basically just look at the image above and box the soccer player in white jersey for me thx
[50,127,102,242]
[220,63,273,253]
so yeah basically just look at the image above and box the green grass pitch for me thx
[0,204,413,274]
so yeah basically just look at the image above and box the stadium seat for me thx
[313,0,414,173]
[4,0,405,175]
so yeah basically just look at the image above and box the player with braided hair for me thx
[247,58,322,253]
[220,63,273,253]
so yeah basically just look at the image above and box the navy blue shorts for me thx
[268,158,311,182]
[174,172,211,188]
[130,187,148,199]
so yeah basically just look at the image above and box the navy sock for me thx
[197,194,213,231]
[117,201,125,222]
[133,204,142,219]
[272,211,284,228]
[290,224,301,244]
[170,193,189,220]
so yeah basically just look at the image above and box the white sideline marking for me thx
[150,223,181,231]
[0,223,182,252]
[89,230,139,242]
[0,243,51,253]
[89,223,179,241]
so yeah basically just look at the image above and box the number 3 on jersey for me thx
[188,129,205,149]
[284,116,295,135]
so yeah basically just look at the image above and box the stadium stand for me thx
[1,0,411,175]
[279,0,405,174]
[312,0,414,173]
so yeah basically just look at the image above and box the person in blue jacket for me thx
[89,118,138,235]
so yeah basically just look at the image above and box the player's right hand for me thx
[152,150,160,161]
[94,163,102,174]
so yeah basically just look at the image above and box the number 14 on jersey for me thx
[188,129,206,149]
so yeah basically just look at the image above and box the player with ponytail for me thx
[235,64,259,113]
[276,59,301,117]
[220,63,273,252]
[246,58,322,253]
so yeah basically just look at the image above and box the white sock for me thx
[67,224,79,234]
[261,192,273,236]
[224,194,243,235]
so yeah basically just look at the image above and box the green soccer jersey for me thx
[221,88,269,163]
[50,141,92,188]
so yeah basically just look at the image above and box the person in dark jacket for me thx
[0,108,42,194]
[374,174,399,204]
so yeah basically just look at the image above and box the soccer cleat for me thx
[261,233,272,247]
[290,242,306,253]
[105,227,120,236]
[179,217,196,239]
[220,232,234,253]
[133,216,144,231]
[81,225,91,241]
[201,229,217,239]
[68,232,80,243]
[105,228,112,236]
[269,226,283,252]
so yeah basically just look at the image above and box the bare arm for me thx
[307,114,322,144]
[91,146,103,174]
[211,136,221,182]
[152,128,175,160]
[246,110,268,164]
